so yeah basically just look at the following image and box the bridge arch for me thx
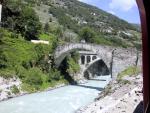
[83,59,110,79]
[54,43,113,69]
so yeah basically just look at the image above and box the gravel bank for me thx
[76,74,143,113]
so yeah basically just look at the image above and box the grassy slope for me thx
[0,28,68,92]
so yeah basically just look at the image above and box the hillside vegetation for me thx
[30,0,141,48]
[0,28,68,92]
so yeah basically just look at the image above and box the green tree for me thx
[80,27,96,43]
[19,6,42,40]
[55,26,64,38]
[49,17,52,22]
[44,22,50,33]
[2,0,42,40]
[48,69,62,81]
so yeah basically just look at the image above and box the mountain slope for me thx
[4,0,141,48]
[31,0,138,31]
[28,0,141,48]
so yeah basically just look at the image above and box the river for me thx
[0,75,111,113]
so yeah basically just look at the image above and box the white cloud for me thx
[77,0,87,2]
[108,10,116,15]
[109,0,136,11]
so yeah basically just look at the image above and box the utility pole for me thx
[135,49,139,66]
[110,49,115,79]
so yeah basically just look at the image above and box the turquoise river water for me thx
[0,75,111,113]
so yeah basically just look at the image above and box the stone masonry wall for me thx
[112,48,142,78]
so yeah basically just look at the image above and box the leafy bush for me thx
[24,68,43,89]
[117,79,131,85]
[48,69,63,81]
[11,85,20,94]
[80,27,96,43]
[0,69,16,79]
[38,33,57,51]
[21,83,36,93]
[70,51,80,63]
[15,66,27,79]
[67,56,80,74]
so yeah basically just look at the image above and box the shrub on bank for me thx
[117,66,141,79]
[116,66,141,86]
[24,68,43,89]
[11,85,20,94]
[117,79,131,85]
[67,56,80,74]
[48,69,63,81]
[0,69,16,79]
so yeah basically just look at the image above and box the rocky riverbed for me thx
[0,77,25,101]
[76,74,143,113]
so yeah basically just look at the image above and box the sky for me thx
[78,0,140,24]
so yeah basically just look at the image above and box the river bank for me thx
[0,77,67,102]
[76,74,143,113]
[0,73,142,113]
[0,77,23,101]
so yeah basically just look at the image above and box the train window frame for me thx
[136,0,150,112]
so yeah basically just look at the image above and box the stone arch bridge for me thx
[54,43,113,68]
[53,43,114,80]
[53,43,140,80]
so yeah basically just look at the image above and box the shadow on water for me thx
[58,57,77,84]
[89,78,107,81]
[72,84,104,91]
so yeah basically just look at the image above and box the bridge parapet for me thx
[54,43,114,58]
